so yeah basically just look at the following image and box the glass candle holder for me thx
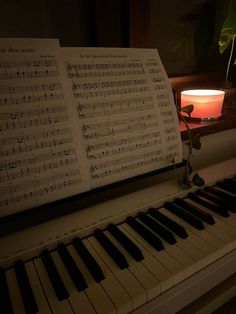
[181,89,225,122]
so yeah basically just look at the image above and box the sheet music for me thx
[0,39,88,216]
[62,48,183,188]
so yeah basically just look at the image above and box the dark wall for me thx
[0,0,97,46]
[0,0,233,75]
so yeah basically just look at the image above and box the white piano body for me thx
[0,128,236,314]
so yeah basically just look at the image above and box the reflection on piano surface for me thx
[0,157,235,314]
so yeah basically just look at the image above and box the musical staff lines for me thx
[0,82,64,106]
[0,104,68,132]
[0,59,58,80]
[77,96,154,119]
[66,62,144,78]
[0,170,81,208]
[165,126,178,142]
[86,131,161,160]
[0,128,73,157]
[72,79,149,99]
[0,39,87,212]
[0,148,77,182]
[90,150,162,180]
[81,114,158,140]
[161,110,175,125]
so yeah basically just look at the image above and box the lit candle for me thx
[181,89,225,121]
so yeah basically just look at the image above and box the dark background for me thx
[0,0,234,76]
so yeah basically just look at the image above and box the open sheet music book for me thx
[0,38,183,217]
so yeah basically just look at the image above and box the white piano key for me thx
[91,230,147,310]
[184,204,236,253]
[24,261,51,314]
[207,222,234,242]
[186,198,236,237]
[84,238,132,314]
[34,258,74,314]
[50,250,96,314]
[164,230,212,274]
[159,208,235,266]
[159,208,225,249]
[120,223,191,285]
[119,223,176,292]
[214,216,236,237]
[5,268,25,314]
[176,227,215,255]
[104,229,161,301]
[140,210,205,263]
[185,197,236,222]
[67,244,116,314]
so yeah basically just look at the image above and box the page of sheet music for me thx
[62,47,183,188]
[0,39,88,216]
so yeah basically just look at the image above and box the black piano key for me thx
[41,249,69,301]
[14,260,38,314]
[174,197,215,225]
[137,212,176,245]
[107,223,144,261]
[224,178,236,191]
[72,237,105,282]
[164,201,204,230]
[205,186,236,203]
[148,208,188,239]
[94,229,129,270]
[216,180,236,195]
[197,190,236,213]
[126,216,164,251]
[204,187,236,212]
[188,193,230,217]
[0,267,13,314]
[57,243,88,291]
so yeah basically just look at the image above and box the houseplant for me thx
[176,104,205,187]
[218,9,236,88]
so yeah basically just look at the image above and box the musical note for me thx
[0,39,86,212]
[0,83,64,106]
[90,150,162,180]
[81,115,158,140]
[0,59,59,80]
[0,170,81,208]
[85,132,161,160]
[0,105,68,131]
[66,62,144,78]
[72,79,149,99]
[77,96,154,119]
[0,127,73,155]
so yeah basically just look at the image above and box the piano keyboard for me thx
[0,159,236,314]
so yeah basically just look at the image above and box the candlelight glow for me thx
[181,89,225,120]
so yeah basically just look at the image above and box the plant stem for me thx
[226,33,236,86]
[177,108,193,174]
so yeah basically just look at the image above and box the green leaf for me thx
[219,29,234,54]
[180,104,194,117]
[219,9,236,54]
[192,173,205,187]
[221,10,236,33]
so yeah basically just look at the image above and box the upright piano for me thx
[0,128,236,314]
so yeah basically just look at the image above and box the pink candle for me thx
[181,89,225,119]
